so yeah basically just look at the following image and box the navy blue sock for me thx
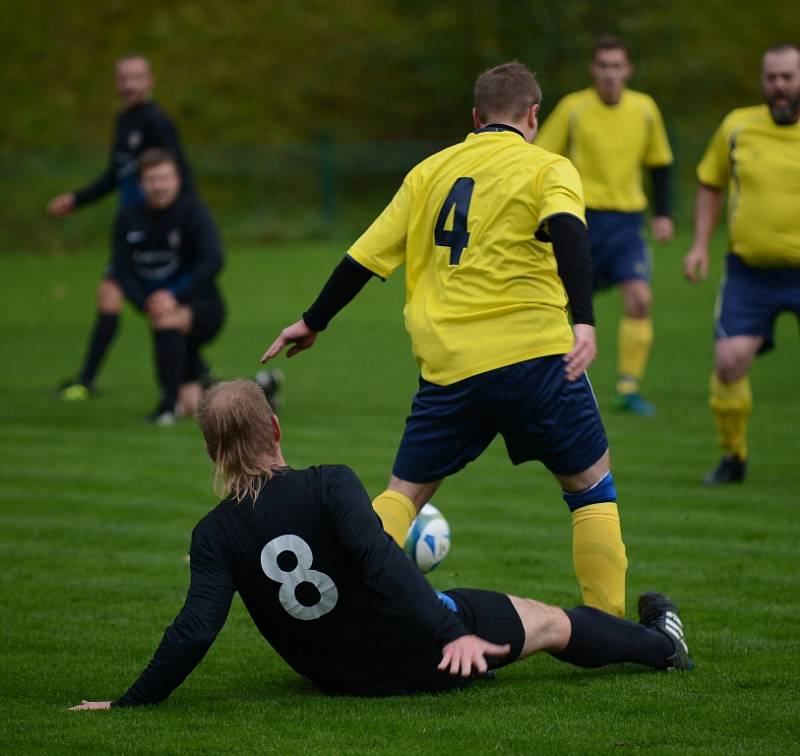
[79,313,119,386]
[553,606,673,670]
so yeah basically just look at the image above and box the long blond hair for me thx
[196,379,279,503]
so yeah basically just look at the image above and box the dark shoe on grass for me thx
[703,455,746,486]
[638,591,693,671]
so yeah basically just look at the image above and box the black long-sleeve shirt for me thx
[73,101,194,209]
[112,194,223,309]
[114,465,468,705]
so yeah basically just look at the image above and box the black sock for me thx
[553,606,673,670]
[153,329,185,409]
[79,313,119,386]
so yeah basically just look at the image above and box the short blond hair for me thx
[196,379,278,503]
[474,61,542,124]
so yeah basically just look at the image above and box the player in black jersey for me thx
[70,380,691,710]
[112,148,224,424]
[48,55,194,401]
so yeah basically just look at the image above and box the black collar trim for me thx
[473,123,526,139]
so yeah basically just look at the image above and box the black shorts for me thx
[182,296,225,382]
[359,588,526,697]
[188,295,225,346]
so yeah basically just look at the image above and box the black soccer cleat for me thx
[256,369,284,410]
[703,455,747,486]
[638,592,693,671]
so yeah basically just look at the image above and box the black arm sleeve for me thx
[113,525,235,707]
[111,213,148,310]
[650,165,671,217]
[73,168,117,207]
[172,204,224,301]
[538,214,595,326]
[325,467,469,646]
[302,256,376,332]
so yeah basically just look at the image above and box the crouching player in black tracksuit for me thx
[50,55,195,401]
[113,148,224,424]
[70,379,691,710]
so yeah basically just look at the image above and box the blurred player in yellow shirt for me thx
[263,63,630,618]
[684,44,800,485]
[537,36,674,416]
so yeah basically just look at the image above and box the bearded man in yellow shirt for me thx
[684,44,800,485]
[263,62,629,618]
[537,36,674,416]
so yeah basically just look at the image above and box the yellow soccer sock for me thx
[709,373,752,460]
[373,489,417,546]
[616,316,654,395]
[572,502,628,617]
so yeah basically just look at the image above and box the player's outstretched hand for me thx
[261,319,318,363]
[563,323,597,381]
[651,215,674,243]
[47,193,76,218]
[68,700,112,711]
[683,245,709,285]
[438,635,510,677]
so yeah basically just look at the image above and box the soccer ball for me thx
[404,503,451,573]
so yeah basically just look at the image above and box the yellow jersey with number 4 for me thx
[347,127,585,386]
[536,88,672,212]
[697,105,800,267]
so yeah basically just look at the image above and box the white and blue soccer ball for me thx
[404,503,451,573]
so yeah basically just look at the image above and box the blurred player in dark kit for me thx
[48,55,194,400]
[69,379,691,709]
[113,149,223,424]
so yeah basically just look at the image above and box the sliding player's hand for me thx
[68,700,112,711]
[261,319,318,362]
[563,323,597,381]
[438,635,510,677]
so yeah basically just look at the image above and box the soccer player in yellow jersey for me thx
[262,62,629,618]
[536,36,674,416]
[684,44,800,485]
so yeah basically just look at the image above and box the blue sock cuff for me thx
[563,472,617,512]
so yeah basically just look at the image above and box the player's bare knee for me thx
[97,279,123,314]
[557,449,611,492]
[388,476,441,510]
[622,281,651,318]
[714,341,755,382]
[509,596,570,656]
[715,361,747,384]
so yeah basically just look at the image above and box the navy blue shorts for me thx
[715,253,800,353]
[392,355,608,482]
[586,209,650,290]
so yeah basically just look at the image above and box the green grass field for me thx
[2,234,799,754]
